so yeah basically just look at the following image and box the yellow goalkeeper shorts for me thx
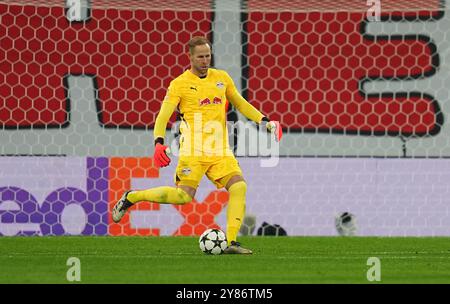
[174,156,243,189]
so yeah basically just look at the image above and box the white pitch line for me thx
[2,254,450,260]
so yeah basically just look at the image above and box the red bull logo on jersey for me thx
[199,98,211,106]
[199,97,222,106]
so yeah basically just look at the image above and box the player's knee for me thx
[228,180,247,194]
[176,188,193,204]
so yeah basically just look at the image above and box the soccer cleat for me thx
[112,190,134,223]
[223,241,253,254]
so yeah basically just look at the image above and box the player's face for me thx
[189,44,211,77]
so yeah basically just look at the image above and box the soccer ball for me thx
[335,212,357,236]
[199,228,228,255]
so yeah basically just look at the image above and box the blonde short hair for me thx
[188,36,212,54]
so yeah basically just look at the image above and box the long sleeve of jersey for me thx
[224,72,265,123]
[227,90,264,123]
[154,83,180,140]
[153,102,177,140]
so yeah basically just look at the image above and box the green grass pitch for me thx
[1,236,449,284]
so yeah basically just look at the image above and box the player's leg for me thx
[112,158,203,223]
[126,185,195,205]
[112,186,195,223]
[206,157,252,254]
[222,175,252,254]
[223,175,246,245]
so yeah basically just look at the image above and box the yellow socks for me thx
[226,181,247,245]
[126,187,192,205]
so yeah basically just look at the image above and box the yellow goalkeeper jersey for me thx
[159,68,264,157]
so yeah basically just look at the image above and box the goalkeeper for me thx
[112,37,282,254]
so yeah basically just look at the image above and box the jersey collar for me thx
[187,69,209,80]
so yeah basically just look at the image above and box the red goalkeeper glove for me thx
[153,138,171,168]
[262,118,283,142]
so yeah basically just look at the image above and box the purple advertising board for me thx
[0,157,108,236]
[1,156,450,236]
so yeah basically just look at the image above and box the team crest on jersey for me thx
[216,82,224,89]
[199,98,211,106]
[181,167,191,176]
